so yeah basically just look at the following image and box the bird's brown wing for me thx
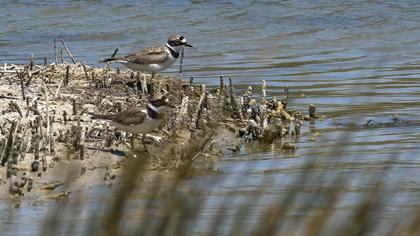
[111,107,147,126]
[124,45,169,64]
[91,114,114,120]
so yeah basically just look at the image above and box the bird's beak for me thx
[184,42,193,47]
[168,103,177,108]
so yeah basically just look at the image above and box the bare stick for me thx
[229,77,242,120]
[31,136,40,172]
[78,120,85,160]
[27,106,41,116]
[0,95,19,100]
[294,119,302,136]
[25,71,34,86]
[44,56,47,66]
[1,121,17,166]
[261,80,267,107]
[309,104,317,119]
[75,119,81,152]
[9,101,23,117]
[60,49,64,64]
[91,71,95,88]
[42,75,54,95]
[178,47,184,75]
[54,76,64,98]
[28,66,48,76]
[54,38,57,64]
[63,111,67,125]
[192,85,206,130]
[64,65,70,86]
[29,55,34,71]
[72,98,77,115]
[54,65,69,97]
[44,82,51,154]
[18,72,25,100]
[135,72,140,95]
[82,64,89,80]
[141,74,148,95]
[60,39,77,64]
[27,177,33,192]
[2,62,6,78]
[18,126,28,161]
[111,48,118,59]
[175,96,189,128]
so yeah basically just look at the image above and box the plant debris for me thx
[0,62,322,200]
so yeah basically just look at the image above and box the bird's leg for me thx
[141,133,149,153]
[141,72,148,94]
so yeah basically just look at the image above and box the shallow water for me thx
[1,0,420,234]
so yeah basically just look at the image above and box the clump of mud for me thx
[0,62,322,201]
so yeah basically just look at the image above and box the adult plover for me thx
[92,95,174,152]
[100,35,192,79]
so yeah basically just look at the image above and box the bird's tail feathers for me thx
[99,57,123,63]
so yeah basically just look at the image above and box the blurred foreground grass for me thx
[38,132,420,236]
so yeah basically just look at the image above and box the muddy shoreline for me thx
[0,62,318,202]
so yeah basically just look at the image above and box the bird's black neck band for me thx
[147,105,163,119]
[166,44,179,58]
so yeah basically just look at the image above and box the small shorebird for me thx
[92,95,174,152]
[100,35,192,79]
